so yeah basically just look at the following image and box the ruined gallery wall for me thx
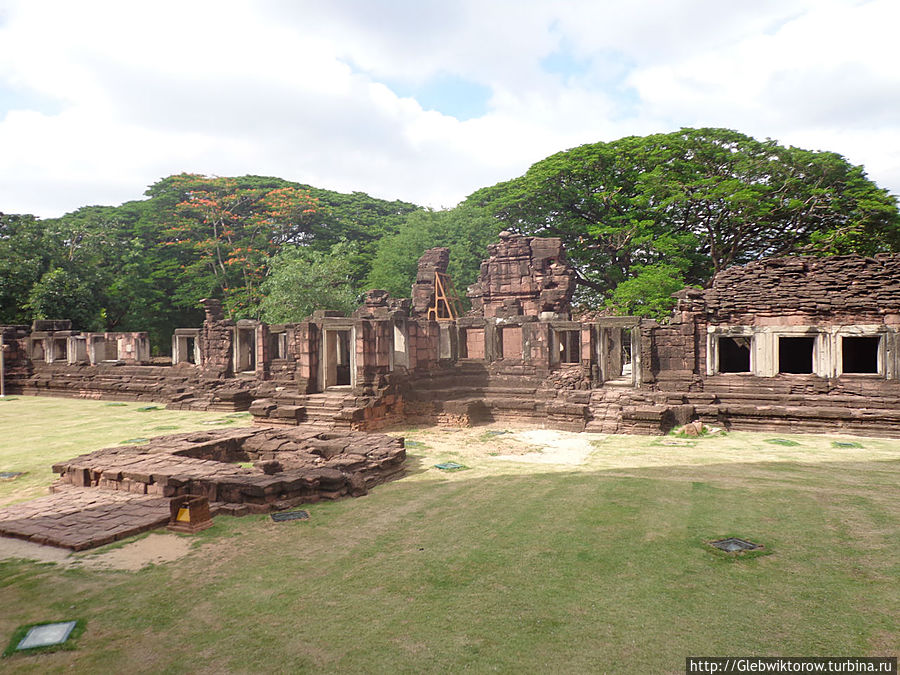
[644,254,900,394]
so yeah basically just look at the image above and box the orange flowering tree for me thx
[160,174,318,318]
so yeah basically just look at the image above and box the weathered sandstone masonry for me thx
[0,428,405,550]
[643,255,900,434]
[5,239,900,436]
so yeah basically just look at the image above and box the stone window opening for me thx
[558,330,580,364]
[50,338,68,362]
[392,320,408,368]
[173,332,200,365]
[841,336,880,374]
[621,328,634,377]
[102,337,118,361]
[184,337,196,364]
[778,336,815,374]
[269,332,287,360]
[29,340,45,361]
[718,336,751,373]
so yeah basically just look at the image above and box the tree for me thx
[25,267,105,329]
[259,242,360,322]
[297,187,422,284]
[156,174,319,318]
[0,213,48,325]
[466,128,900,308]
[365,204,501,301]
[603,264,688,319]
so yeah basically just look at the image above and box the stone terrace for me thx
[0,427,406,550]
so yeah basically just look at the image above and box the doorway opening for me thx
[236,328,256,373]
[842,336,879,374]
[718,336,751,373]
[778,336,815,374]
[324,329,353,388]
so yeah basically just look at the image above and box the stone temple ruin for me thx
[0,427,405,550]
[5,233,900,549]
[5,232,900,438]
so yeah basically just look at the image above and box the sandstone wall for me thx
[467,232,576,318]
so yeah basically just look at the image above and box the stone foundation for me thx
[52,427,406,512]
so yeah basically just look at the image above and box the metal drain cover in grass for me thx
[271,510,309,522]
[709,537,762,553]
[0,471,24,480]
[434,462,466,471]
[16,621,77,651]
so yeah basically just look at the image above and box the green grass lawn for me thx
[0,397,249,506]
[1,399,898,673]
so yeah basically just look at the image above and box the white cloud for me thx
[0,0,898,218]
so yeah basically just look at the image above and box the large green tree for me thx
[0,213,49,325]
[259,241,360,322]
[466,128,900,315]
[145,174,421,309]
[365,204,501,302]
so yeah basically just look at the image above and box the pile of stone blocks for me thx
[467,232,576,318]
[52,427,406,512]
[702,255,900,322]
[411,247,451,316]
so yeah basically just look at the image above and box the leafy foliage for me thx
[604,264,689,319]
[0,213,49,325]
[467,128,900,308]
[365,204,501,301]
[0,175,419,351]
[260,242,360,322]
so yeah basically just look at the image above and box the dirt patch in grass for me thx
[0,533,196,571]
[390,423,900,482]
[0,537,71,564]
[74,534,194,571]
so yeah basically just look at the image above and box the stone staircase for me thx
[249,389,360,430]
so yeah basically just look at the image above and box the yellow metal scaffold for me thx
[427,271,463,321]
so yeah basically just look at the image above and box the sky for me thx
[1,0,898,218]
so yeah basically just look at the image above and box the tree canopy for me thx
[365,204,501,303]
[260,241,360,323]
[0,175,421,350]
[2,129,899,343]
[466,128,900,315]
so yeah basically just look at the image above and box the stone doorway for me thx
[235,327,256,373]
[323,328,354,389]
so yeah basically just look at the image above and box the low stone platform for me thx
[0,427,406,550]
[53,427,406,506]
[0,485,170,550]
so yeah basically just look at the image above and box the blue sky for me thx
[383,73,493,121]
[0,0,898,217]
